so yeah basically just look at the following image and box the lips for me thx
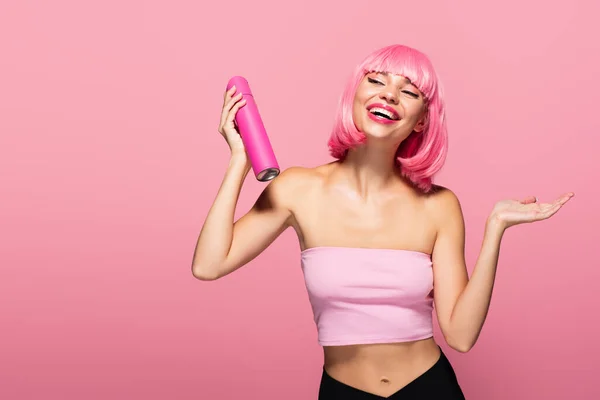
[366,103,400,125]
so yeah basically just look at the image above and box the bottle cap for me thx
[226,76,253,96]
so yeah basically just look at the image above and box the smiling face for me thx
[352,71,427,143]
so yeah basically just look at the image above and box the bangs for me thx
[328,44,447,193]
[360,46,438,101]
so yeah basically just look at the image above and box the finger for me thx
[219,93,244,128]
[521,196,537,204]
[222,99,247,132]
[536,203,562,220]
[219,88,240,130]
[553,193,573,207]
[223,85,237,102]
[225,99,247,124]
[223,92,243,112]
[222,86,236,106]
[561,192,574,203]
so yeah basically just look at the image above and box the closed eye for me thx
[369,77,420,98]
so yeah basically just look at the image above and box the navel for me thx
[380,376,391,384]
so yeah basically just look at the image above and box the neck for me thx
[337,139,404,198]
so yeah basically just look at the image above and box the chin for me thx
[360,121,406,141]
[362,128,393,140]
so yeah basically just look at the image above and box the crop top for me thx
[300,246,434,346]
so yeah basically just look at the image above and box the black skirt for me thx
[318,347,465,399]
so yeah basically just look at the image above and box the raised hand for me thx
[490,192,574,230]
[218,85,248,159]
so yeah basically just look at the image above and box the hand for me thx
[218,85,249,161]
[489,192,574,230]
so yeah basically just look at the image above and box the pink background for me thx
[2,1,599,399]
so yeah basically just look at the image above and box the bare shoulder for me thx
[259,165,324,208]
[267,165,322,191]
[424,184,464,224]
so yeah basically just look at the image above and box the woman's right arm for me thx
[191,160,296,280]
[191,85,297,281]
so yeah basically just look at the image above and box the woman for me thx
[192,44,573,399]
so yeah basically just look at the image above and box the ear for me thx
[414,111,428,133]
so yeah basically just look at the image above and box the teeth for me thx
[369,107,397,120]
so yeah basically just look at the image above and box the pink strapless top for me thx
[300,246,434,346]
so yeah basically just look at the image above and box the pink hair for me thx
[327,44,448,192]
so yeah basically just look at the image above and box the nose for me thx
[379,89,399,105]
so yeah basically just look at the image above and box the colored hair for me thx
[327,44,448,192]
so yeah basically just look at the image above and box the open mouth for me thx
[369,108,398,120]
[366,103,400,123]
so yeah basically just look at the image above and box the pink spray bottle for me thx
[226,76,280,182]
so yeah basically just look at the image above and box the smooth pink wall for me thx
[1,1,599,399]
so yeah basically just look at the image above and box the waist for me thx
[323,338,441,389]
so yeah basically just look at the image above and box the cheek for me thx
[405,103,426,121]
[352,98,363,122]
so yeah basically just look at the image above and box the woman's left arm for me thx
[430,188,574,353]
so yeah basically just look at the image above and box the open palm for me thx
[491,192,574,229]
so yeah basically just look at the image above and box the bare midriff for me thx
[323,337,441,397]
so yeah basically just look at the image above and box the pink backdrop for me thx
[2,1,599,399]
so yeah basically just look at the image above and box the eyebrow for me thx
[375,71,412,85]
